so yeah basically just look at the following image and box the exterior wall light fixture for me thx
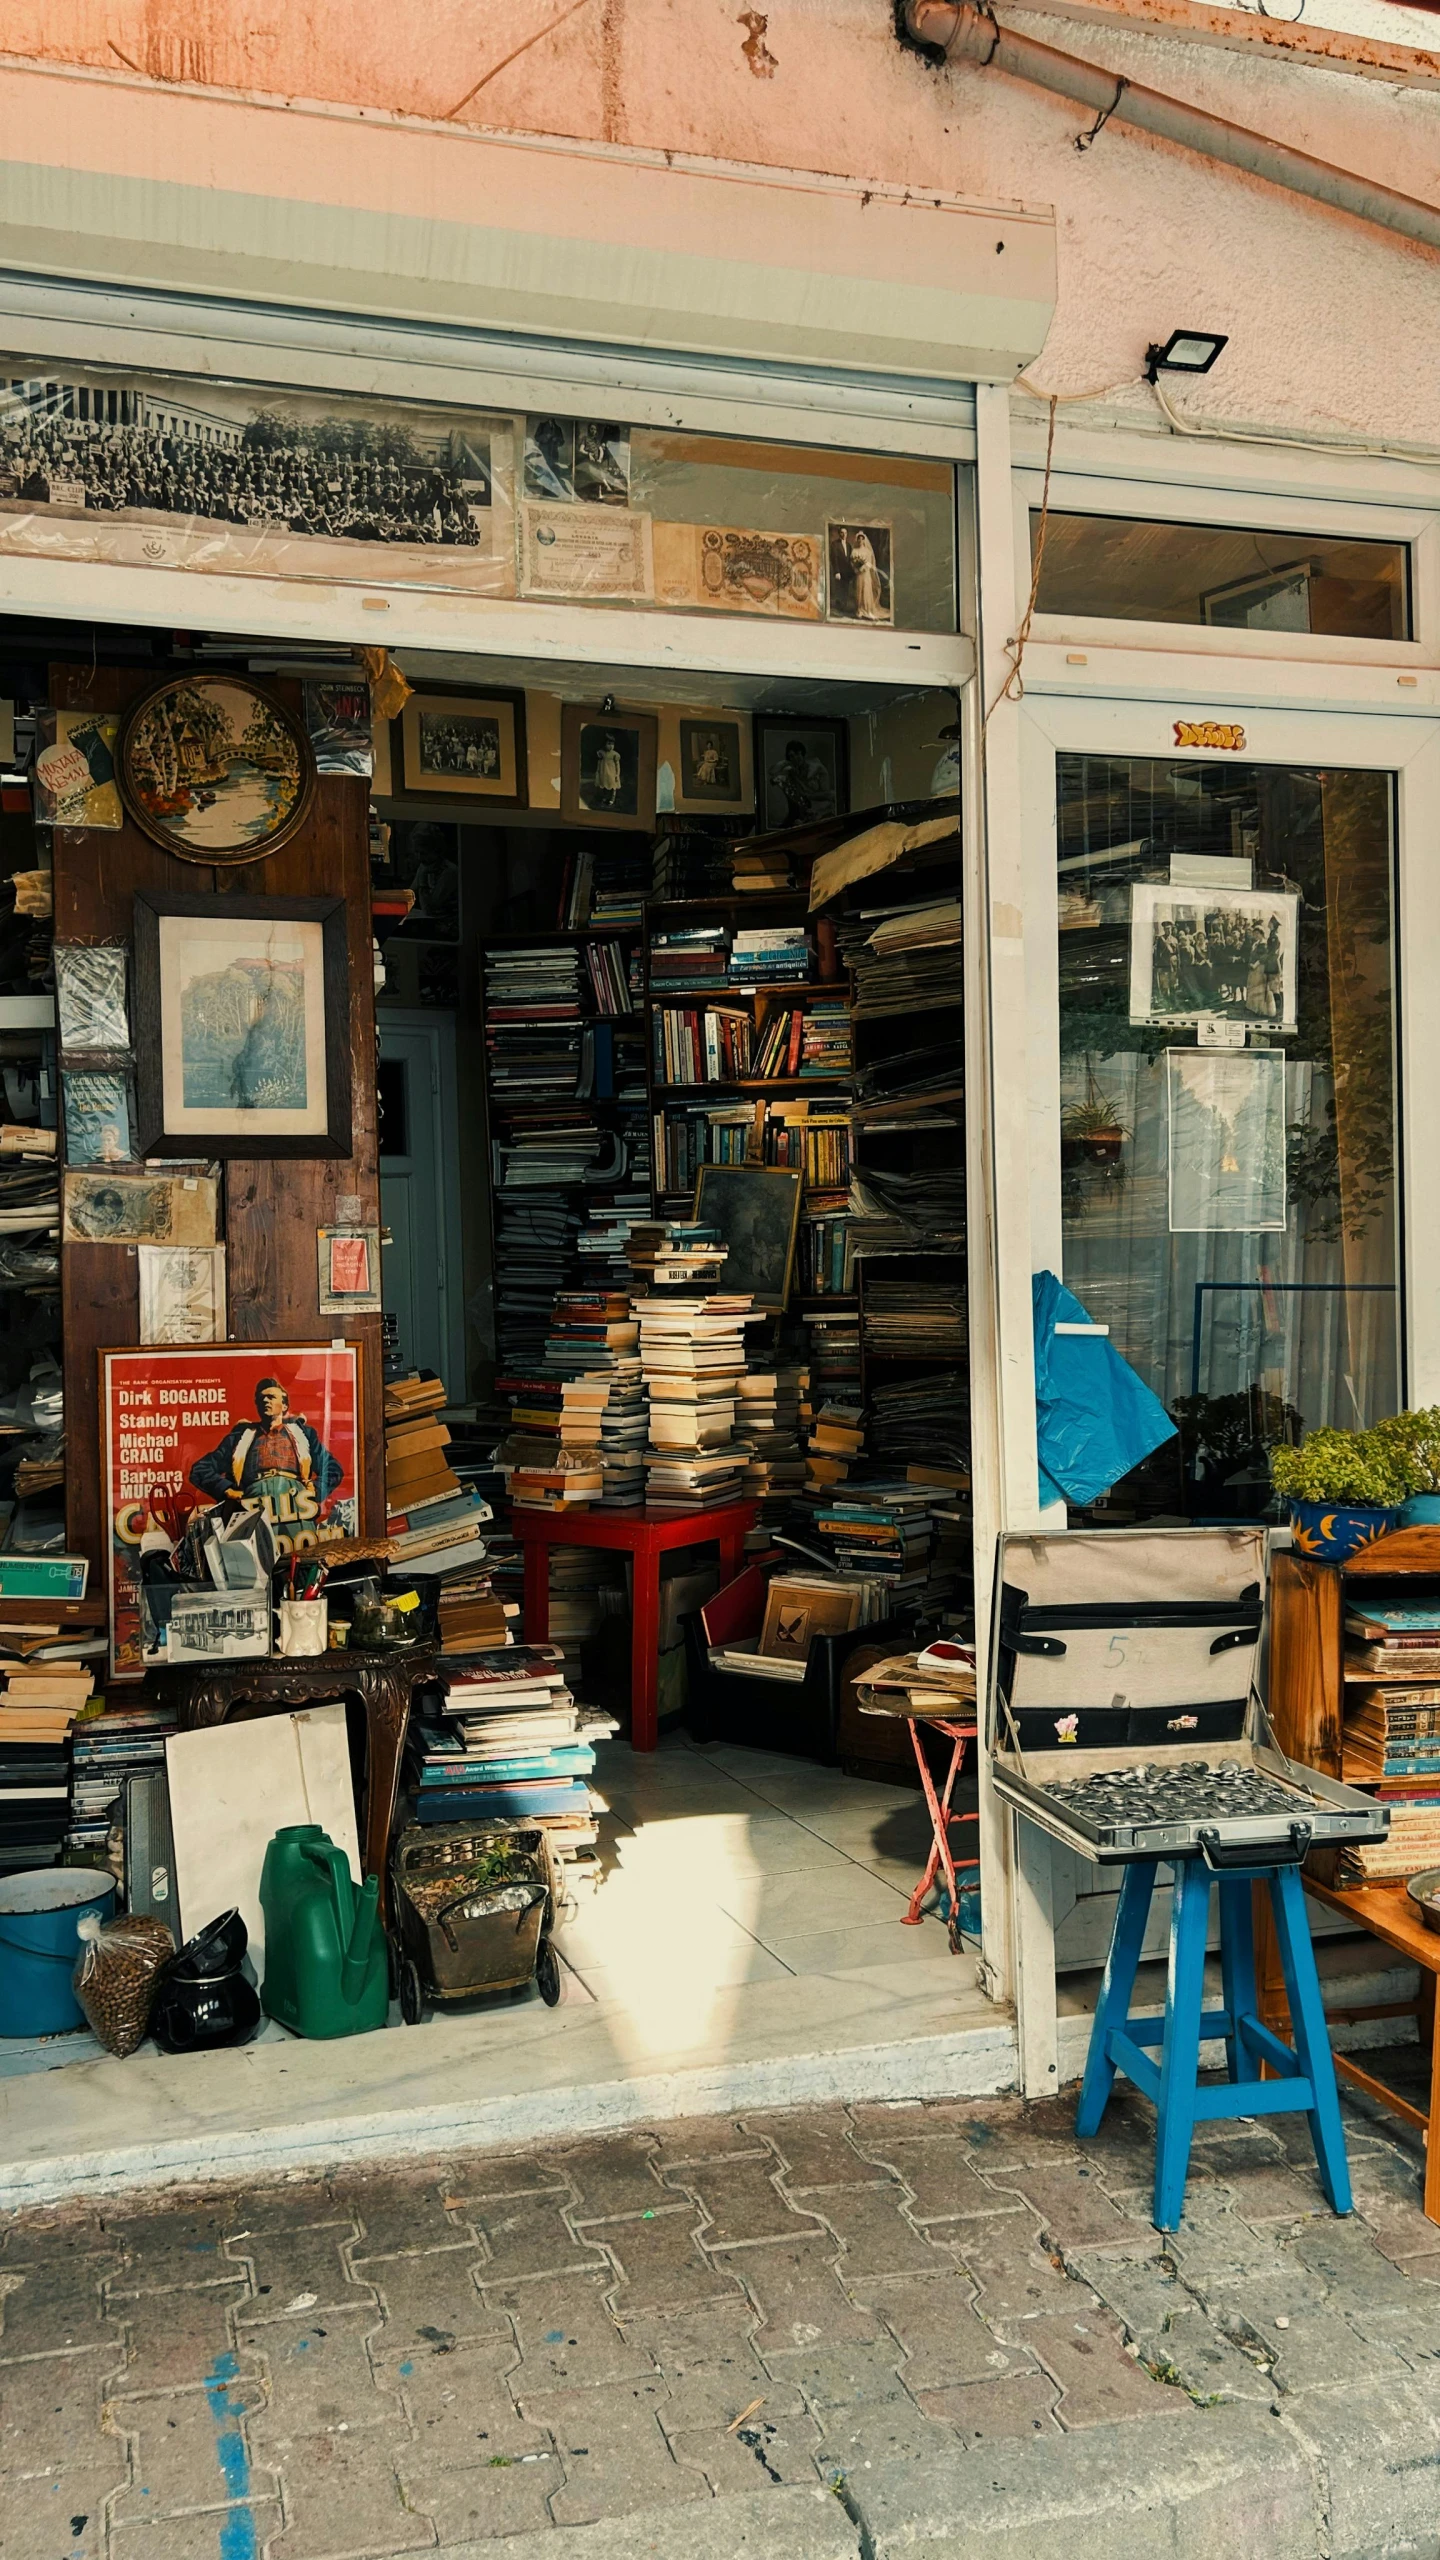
[1144,329,1229,383]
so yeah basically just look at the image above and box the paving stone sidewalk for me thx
[4,2083,1440,2560]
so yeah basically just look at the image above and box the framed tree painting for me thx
[132,891,352,1158]
[118,673,315,865]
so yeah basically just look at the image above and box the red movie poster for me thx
[101,1341,361,1677]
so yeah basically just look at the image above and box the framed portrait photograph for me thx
[132,891,352,1159]
[1167,1048,1287,1235]
[561,704,658,830]
[673,715,754,815]
[753,715,849,833]
[826,520,894,625]
[397,687,527,808]
[693,1162,803,1312]
[523,416,575,503]
[1129,883,1298,1031]
[118,673,315,867]
[100,1339,361,1676]
[572,422,630,506]
[385,821,461,942]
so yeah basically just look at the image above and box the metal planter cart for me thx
[390,1819,562,2022]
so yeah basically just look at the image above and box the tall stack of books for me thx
[1335,1604,1440,1883]
[808,1483,936,1597]
[385,1374,491,1577]
[803,1400,867,1493]
[483,947,583,1093]
[493,1197,581,1372]
[636,1294,757,1511]
[730,924,810,985]
[509,1449,604,1512]
[547,1289,647,1511]
[0,1657,95,1871]
[734,1364,806,1531]
[405,1646,618,1888]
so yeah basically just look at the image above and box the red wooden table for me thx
[512,1500,758,1751]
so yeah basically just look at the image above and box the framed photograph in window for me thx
[132,892,352,1159]
[560,704,658,830]
[672,715,754,815]
[396,687,527,808]
[753,716,849,833]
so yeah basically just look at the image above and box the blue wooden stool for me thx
[1075,1850,1352,2230]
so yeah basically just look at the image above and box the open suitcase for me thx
[987,1526,1385,1869]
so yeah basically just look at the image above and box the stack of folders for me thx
[493,1197,581,1373]
[637,1294,758,1511]
[862,1283,967,1360]
[868,1371,970,1478]
[1336,1601,1440,1882]
[405,1644,618,1879]
[484,947,583,1093]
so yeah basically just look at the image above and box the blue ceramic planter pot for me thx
[1288,1499,1397,1561]
[1398,1495,1440,1529]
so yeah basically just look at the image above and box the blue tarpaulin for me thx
[1033,1269,1178,1508]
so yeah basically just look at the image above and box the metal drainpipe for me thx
[901,0,1440,257]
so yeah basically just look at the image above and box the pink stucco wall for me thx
[3,0,1440,440]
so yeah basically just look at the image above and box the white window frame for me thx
[1013,466,1438,673]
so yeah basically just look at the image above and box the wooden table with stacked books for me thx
[1264,1525,1440,2219]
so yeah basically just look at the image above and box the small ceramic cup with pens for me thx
[276,1553,329,1657]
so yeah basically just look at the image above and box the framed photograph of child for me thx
[672,715,754,815]
[560,704,658,829]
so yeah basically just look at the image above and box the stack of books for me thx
[732,844,796,895]
[869,1371,970,1477]
[624,1221,730,1289]
[803,1400,867,1491]
[582,941,633,1014]
[0,1658,95,1870]
[799,1211,854,1298]
[730,924,810,985]
[1343,1683,1440,1784]
[562,844,647,929]
[651,829,735,901]
[436,1584,514,1653]
[651,1004,753,1084]
[67,1700,177,1867]
[863,1281,967,1360]
[637,1294,757,1511]
[803,1309,862,1399]
[483,947,583,1094]
[509,1450,605,1512]
[406,1646,617,1882]
[384,1373,493,1579]
[809,1483,936,1593]
[498,1370,563,1443]
[493,1197,581,1372]
[1345,1605,1440,1682]
[648,926,731,995]
[734,1366,806,1528]
[546,1288,647,1511]
[1335,1604,1440,1884]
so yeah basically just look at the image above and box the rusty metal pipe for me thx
[901,0,1440,257]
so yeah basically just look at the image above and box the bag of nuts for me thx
[73,1911,175,2058]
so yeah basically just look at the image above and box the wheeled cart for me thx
[390,1819,562,2022]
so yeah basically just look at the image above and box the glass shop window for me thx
[1055,753,1400,1524]
[1031,511,1410,642]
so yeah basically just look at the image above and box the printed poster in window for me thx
[101,1341,361,1677]
[34,711,124,829]
[1166,1048,1287,1235]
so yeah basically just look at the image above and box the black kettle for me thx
[149,1908,262,2054]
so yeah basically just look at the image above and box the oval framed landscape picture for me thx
[119,673,315,865]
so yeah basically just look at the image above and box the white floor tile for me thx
[757,1917,955,1974]
[721,1867,909,1943]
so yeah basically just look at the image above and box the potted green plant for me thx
[1271,1425,1412,1560]
[1060,1067,1127,1168]
[1366,1408,1440,1527]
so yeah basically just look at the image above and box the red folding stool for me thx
[900,1712,980,1952]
